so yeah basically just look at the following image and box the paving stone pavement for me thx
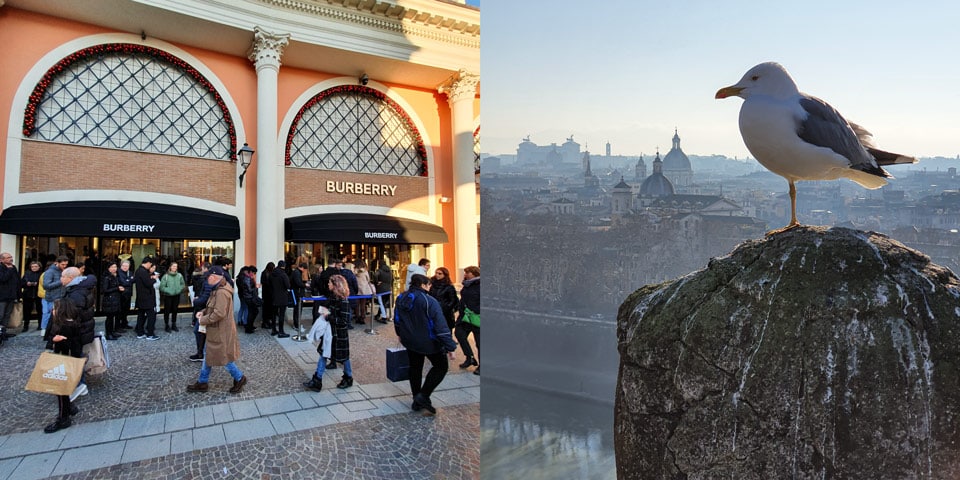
[0,311,480,479]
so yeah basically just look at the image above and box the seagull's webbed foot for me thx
[765,221,802,237]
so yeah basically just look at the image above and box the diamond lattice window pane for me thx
[288,89,424,176]
[32,47,231,160]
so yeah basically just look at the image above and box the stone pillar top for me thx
[438,70,479,105]
[248,27,290,71]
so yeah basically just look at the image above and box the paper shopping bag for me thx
[8,302,23,329]
[386,347,410,382]
[83,335,109,375]
[25,352,86,396]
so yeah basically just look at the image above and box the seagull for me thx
[715,62,916,234]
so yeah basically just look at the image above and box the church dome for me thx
[662,129,691,171]
[639,153,674,197]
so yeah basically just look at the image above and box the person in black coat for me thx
[44,298,83,433]
[289,263,307,331]
[456,265,481,374]
[62,267,97,346]
[100,262,122,340]
[0,252,20,334]
[20,261,43,332]
[372,259,394,323]
[117,260,134,330]
[260,262,275,330]
[133,257,159,339]
[428,267,459,331]
[269,260,291,338]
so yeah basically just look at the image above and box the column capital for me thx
[248,27,290,71]
[438,70,479,105]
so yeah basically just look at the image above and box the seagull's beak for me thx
[715,85,743,99]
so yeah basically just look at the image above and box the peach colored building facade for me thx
[0,0,479,287]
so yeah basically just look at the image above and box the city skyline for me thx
[482,2,960,161]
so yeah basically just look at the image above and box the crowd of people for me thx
[0,251,481,430]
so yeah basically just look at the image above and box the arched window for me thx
[286,85,427,176]
[23,43,236,160]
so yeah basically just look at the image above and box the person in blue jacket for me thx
[394,274,457,416]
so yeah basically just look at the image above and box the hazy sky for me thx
[481,1,960,160]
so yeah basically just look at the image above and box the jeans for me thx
[41,298,54,329]
[237,301,248,326]
[198,355,243,383]
[318,358,352,377]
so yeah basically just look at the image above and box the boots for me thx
[336,375,353,389]
[303,374,323,392]
[459,356,478,369]
[164,319,171,333]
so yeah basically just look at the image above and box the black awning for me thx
[285,213,448,244]
[0,201,240,240]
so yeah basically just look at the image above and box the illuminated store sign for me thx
[103,224,156,233]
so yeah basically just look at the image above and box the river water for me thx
[481,307,620,478]
[481,379,617,479]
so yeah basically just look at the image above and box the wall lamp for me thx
[237,142,255,188]
[360,73,369,85]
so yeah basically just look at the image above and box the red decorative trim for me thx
[22,43,238,161]
[285,85,428,176]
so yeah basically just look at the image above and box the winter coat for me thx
[159,271,185,297]
[325,297,352,362]
[43,264,65,301]
[118,268,134,301]
[340,268,359,296]
[290,269,305,297]
[356,269,375,296]
[312,267,339,297]
[51,315,83,358]
[459,276,480,317]
[373,265,394,294]
[269,268,291,308]
[192,271,213,311]
[101,273,122,314]
[133,266,157,309]
[428,281,459,329]
[394,286,457,355]
[0,263,19,301]
[404,263,426,290]
[240,275,258,302]
[198,280,240,366]
[65,275,97,345]
[21,269,41,299]
[260,269,274,307]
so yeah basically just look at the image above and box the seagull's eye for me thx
[751,75,760,81]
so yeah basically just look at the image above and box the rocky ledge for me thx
[615,226,960,479]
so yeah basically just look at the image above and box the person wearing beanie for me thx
[186,265,247,394]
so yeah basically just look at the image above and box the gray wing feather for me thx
[797,95,879,171]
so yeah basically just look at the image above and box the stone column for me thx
[248,27,289,270]
[439,70,479,281]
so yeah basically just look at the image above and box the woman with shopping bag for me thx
[44,299,83,433]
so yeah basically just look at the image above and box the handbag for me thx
[8,301,23,329]
[25,351,86,396]
[386,347,410,382]
[462,307,480,327]
[82,335,110,375]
